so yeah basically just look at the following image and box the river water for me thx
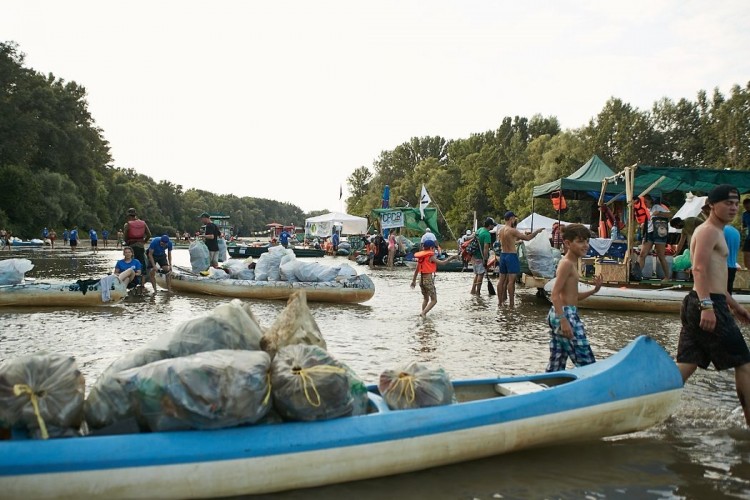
[2,247,750,499]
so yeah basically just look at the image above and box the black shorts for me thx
[677,291,750,370]
[743,238,750,252]
[91,240,98,247]
[70,239,78,247]
[148,254,169,270]
[131,245,146,268]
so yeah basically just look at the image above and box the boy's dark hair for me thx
[561,223,591,242]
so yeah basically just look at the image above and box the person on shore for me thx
[200,212,222,269]
[42,227,49,242]
[62,228,69,246]
[116,229,124,249]
[677,185,750,427]
[421,228,437,248]
[470,217,494,295]
[113,246,142,289]
[102,229,109,249]
[124,208,152,289]
[89,228,98,254]
[410,239,457,317]
[332,230,340,254]
[742,198,750,269]
[546,223,603,372]
[496,211,544,308]
[1,229,9,250]
[49,228,57,249]
[69,226,79,251]
[637,194,672,282]
[147,234,173,292]
[387,231,397,268]
[279,226,292,248]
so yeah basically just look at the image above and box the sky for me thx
[3,1,749,213]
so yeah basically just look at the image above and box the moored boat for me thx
[157,268,374,304]
[0,336,682,499]
[0,279,127,307]
[9,238,44,248]
[542,278,750,313]
[228,245,325,259]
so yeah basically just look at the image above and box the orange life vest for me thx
[414,250,437,273]
[550,191,567,211]
[632,197,650,224]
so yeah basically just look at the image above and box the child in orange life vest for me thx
[410,239,457,317]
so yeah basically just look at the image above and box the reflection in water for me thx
[3,248,750,498]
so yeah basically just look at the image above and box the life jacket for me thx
[414,250,437,273]
[550,191,567,212]
[632,197,650,225]
[126,219,146,244]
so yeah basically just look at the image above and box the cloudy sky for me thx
[3,1,749,212]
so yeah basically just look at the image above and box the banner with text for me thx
[379,210,405,230]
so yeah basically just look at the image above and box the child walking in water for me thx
[410,239,456,317]
[546,224,603,372]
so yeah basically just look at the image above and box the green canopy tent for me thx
[532,155,619,200]
[370,207,442,241]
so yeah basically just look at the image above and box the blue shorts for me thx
[499,253,521,274]
[546,306,596,372]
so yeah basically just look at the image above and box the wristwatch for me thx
[699,298,714,311]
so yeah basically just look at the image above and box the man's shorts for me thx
[419,273,437,299]
[743,238,750,252]
[472,258,486,275]
[677,291,750,370]
[208,250,219,267]
[70,239,78,247]
[148,254,169,270]
[90,240,97,247]
[546,305,596,372]
[499,253,521,275]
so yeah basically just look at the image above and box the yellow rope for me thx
[393,372,416,404]
[13,384,49,440]
[293,365,346,407]
[262,372,272,406]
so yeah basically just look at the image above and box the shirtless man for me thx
[496,211,544,307]
[546,224,603,372]
[677,184,750,426]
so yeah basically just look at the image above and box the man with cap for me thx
[147,234,173,292]
[496,211,544,307]
[124,208,152,291]
[678,184,750,427]
[421,227,437,247]
[200,212,222,269]
[470,217,496,295]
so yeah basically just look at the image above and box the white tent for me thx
[516,213,576,231]
[305,212,368,237]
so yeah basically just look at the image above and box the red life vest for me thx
[550,191,567,211]
[414,250,437,273]
[632,197,650,224]
[126,219,146,244]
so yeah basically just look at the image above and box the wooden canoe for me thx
[0,336,682,499]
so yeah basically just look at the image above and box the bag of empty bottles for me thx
[378,361,455,410]
[189,239,211,272]
[271,344,368,421]
[0,353,85,439]
[85,300,264,430]
[260,291,326,359]
[116,350,271,431]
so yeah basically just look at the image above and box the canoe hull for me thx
[158,271,375,304]
[0,281,126,307]
[0,336,682,499]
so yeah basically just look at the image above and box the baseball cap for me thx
[423,239,436,248]
[199,212,210,218]
[707,184,739,204]
[425,228,432,233]
[484,217,496,227]
[503,211,516,220]
[127,208,136,216]
[160,234,170,244]
[465,230,472,236]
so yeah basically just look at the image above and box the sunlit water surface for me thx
[2,247,750,499]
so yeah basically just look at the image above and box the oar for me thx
[658,283,684,291]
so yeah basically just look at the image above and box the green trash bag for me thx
[672,250,691,271]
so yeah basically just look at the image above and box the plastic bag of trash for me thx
[379,361,455,410]
[0,258,34,285]
[85,300,264,430]
[336,264,357,279]
[524,230,555,278]
[189,240,210,273]
[293,262,339,282]
[223,258,253,278]
[673,249,691,271]
[208,267,229,279]
[260,291,326,359]
[271,344,368,421]
[117,350,271,431]
[217,238,228,263]
[254,245,289,281]
[0,353,85,438]
[279,259,300,282]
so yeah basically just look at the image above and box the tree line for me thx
[0,42,322,239]
[2,41,748,241]
[346,81,750,239]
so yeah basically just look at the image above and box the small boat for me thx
[228,245,325,259]
[9,238,44,248]
[0,336,682,499]
[542,278,750,313]
[157,268,375,304]
[403,256,470,272]
[0,278,127,307]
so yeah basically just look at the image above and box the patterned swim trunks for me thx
[419,273,437,299]
[546,305,596,372]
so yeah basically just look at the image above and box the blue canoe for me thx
[0,336,682,499]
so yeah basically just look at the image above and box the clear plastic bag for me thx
[189,240,210,272]
[0,353,85,438]
[0,258,34,285]
[117,350,271,431]
[260,291,326,359]
[524,230,556,278]
[379,361,455,410]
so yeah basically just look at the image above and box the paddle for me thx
[478,241,496,296]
